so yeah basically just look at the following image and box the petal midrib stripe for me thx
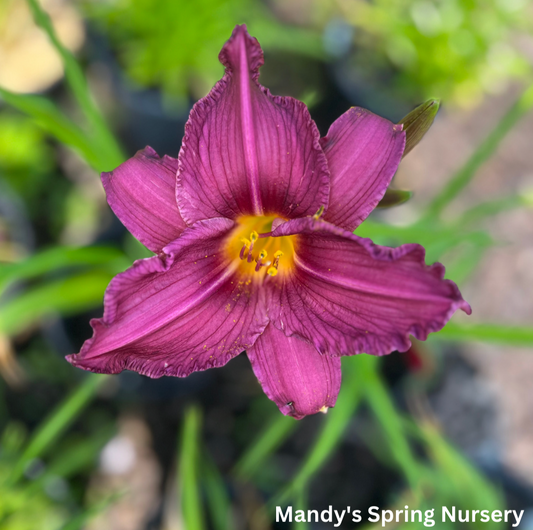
[293,253,449,303]
[90,259,241,356]
[238,34,263,215]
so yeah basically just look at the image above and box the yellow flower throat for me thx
[227,216,296,277]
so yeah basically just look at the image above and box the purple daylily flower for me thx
[67,25,471,419]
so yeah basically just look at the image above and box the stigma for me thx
[228,216,296,278]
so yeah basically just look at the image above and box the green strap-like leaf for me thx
[27,425,114,495]
[408,420,504,529]
[423,83,533,221]
[0,88,102,170]
[202,451,232,530]
[9,374,106,485]
[294,487,310,530]
[25,0,123,170]
[435,322,533,347]
[454,194,529,227]
[443,235,494,284]
[57,493,123,530]
[0,245,127,295]
[0,271,113,337]
[178,406,205,530]
[356,220,489,263]
[358,356,421,492]
[233,412,297,481]
[273,357,362,505]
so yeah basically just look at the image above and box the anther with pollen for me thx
[247,231,259,263]
[238,229,285,276]
[267,250,283,277]
[239,238,251,260]
[254,249,269,272]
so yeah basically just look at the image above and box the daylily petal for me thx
[247,324,341,419]
[269,218,471,356]
[67,218,268,377]
[102,146,186,253]
[177,25,329,223]
[321,107,405,231]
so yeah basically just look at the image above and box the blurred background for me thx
[1,0,533,528]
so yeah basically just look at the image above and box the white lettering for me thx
[442,506,455,522]
[382,510,394,527]
[276,506,292,523]
[275,504,525,526]
[458,510,469,523]
[333,509,346,527]
[513,510,525,527]
[307,510,319,523]
[321,506,332,523]
[424,509,435,527]
[368,506,380,523]
[295,510,305,523]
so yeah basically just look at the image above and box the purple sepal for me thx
[102,146,187,253]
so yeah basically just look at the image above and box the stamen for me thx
[239,238,251,260]
[267,266,278,277]
[231,217,294,278]
[264,250,283,277]
[247,231,259,262]
[254,249,269,272]
[272,250,283,269]
[255,260,271,272]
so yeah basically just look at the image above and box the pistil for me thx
[239,238,251,260]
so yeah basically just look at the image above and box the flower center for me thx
[226,216,296,278]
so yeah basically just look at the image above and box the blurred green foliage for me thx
[338,0,533,106]
[0,375,110,530]
[83,0,323,101]
[174,358,507,529]
[0,113,52,176]
[83,0,533,107]
[0,246,128,337]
